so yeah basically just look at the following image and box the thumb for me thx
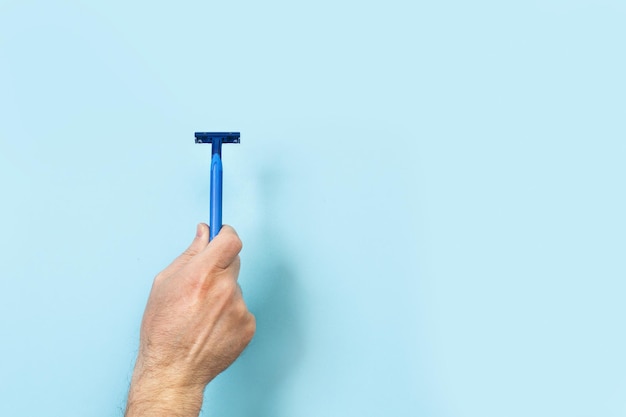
[181,223,210,259]
[155,224,210,280]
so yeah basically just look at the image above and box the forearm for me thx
[125,358,205,417]
[125,377,204,417]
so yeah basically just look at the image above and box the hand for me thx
[125,224,256,417]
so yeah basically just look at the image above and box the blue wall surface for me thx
[1,1,625,416]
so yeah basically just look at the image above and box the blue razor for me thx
[195,132,240,241]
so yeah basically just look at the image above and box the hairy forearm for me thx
[125,358,205,417]
[125,377,204,417]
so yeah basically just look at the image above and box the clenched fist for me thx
[125,224,256,417]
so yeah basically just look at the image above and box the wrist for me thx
[126,380,204,417]
[125,358,205,417]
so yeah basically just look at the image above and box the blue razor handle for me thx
[210,148,223,242]
[195,132,240,241]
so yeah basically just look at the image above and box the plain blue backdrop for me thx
[1,0,625,416]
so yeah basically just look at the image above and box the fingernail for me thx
[196,223,202,238]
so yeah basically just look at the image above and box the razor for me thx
[195,131,240,241]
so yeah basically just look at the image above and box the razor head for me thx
[195,132,240,144]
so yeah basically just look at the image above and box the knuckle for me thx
[222,233,243,255]
[244,314,256,341]
[214,278,237,300]
[234,299,248,317]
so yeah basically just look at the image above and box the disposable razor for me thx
[195,132,240,241]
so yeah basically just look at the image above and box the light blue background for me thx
[1,0,625,416]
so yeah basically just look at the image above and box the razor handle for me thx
[209,151,223,241]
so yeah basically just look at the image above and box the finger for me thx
[200,225,242,270]
[231,255,241,279]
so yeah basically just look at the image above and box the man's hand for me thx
[125,224,256,417]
